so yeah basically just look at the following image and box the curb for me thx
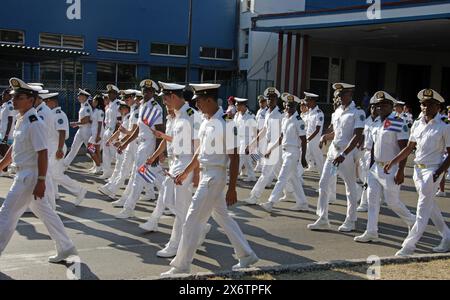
[155,253,450,280]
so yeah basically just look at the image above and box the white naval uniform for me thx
[267,112,308,207]
[49,107,84,204]
[123,99,165,212]
[234,109,257,180]
[36,102,57,208]
[0,100,16,145]
[89,108,105,145]
[305,106,325,173]
[104,105,139,195]
[64,102,92,166]
[163,104,202,250]
[316,102,365,223]
[364,114,416,234]
[249,107,284,199]
[170,109,255,271]
[102,99,120,175]
[401,113,450,252]
[0,108,74,255]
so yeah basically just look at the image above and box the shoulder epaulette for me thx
[37,107,43,112]
[84,103,89,107]
[296,115,302,121]
[151,100,158,106]
[29,115,38,123]
[222,114,232,121]
[56,109,62,114]
[187,108,194,117]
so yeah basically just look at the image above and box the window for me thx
[97,38,138,53]
[0,29,24,44]
[200,47,233,60]
[40,60,82,89]
[151,43,187,57]
[309,56,343,103]
[0,60,22,85]
[40,33,84,49]
[97,62,137,88]
[201,70,233,82]
[150,66,186,83]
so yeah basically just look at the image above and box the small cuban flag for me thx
[138,164,156,183]
[250,153,261,163]
[384,117,403,133]
[87,143,96,154]
[142,106,161,128]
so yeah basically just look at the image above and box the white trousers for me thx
[306,138,324,174]
[359,150,372,207]
[64,129,90,167]
[250,149,282,199]
[239,155,255,178]
[101,129,115,175]
[402,166,450,251]
[0,169,74,255]
[124,143,164,211]
[317,151,359,223]
[268,149,307,206]
[170,168,254,270]
[105,142,137,195]
[50,147,83,199]
[366,164,416,234]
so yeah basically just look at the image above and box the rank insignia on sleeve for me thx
[58,119,64,125]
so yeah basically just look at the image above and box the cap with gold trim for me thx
[417,89,445,103]
[190,83,221,100]
[9,77,40,95]
[139,79,159,91]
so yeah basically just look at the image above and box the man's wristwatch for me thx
[37,176,46,181]
[340,152,347,158]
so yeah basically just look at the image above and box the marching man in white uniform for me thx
[115,79,165,219]
[150,82,210,258]
[42,93,87,208]
[384,89,450,256]
[254,95,268,172]
[354,91,416,243]
[308,83,365,232]
[101,84,121,179]
[304,92,325,174]
[0,78,77,263]
[161,83,258,277]
[243,87,284,205]
[64,89,92,168]
[259,93,311,212]
[234,97,257,182]
[0,88,16,176]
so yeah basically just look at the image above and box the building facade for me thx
[247,0,450,115]
[0,0,239,92]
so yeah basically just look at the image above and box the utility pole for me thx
[186,0,193,83]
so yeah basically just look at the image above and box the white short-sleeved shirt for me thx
[36,102,54,131]
[129,105,140,128]
[172,103,200,156]
[12,108,48,169]
[120,113,131,139]
[0,100,17,139]
[198,109,237,168]
[256,107,268,131]
[137,98,163,149]
[409,113,450,166]
[281,112,306,149]
[264,107,284,144]
[365,113,409,162]
[306,106,324,138]
[234,109,256,145]
[332,102,365,150]
[48,107,69,150]
[90,108,105,139]
[104,99,120,132]
[166,114,175,158]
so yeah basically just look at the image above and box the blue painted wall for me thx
[0,0,239,82]
[305,0,441,11]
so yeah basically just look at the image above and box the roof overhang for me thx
[0,43,90,62]
[252,0,450,32]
